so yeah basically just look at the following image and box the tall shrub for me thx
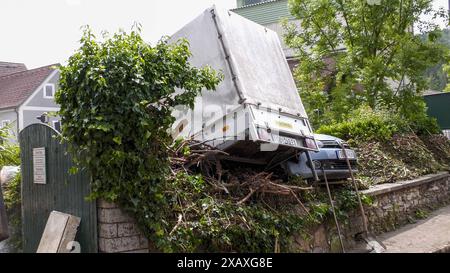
[56,26,222,250]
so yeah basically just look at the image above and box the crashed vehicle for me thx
[169,6,319,169]
[164,10,372,249]
[284,134,358,181]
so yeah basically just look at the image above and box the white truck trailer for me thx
[170,6,319,169]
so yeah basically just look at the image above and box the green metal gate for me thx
[20,124,97,253]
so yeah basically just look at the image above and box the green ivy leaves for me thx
[56,26,222,250]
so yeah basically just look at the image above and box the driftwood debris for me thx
[168,140,312,213]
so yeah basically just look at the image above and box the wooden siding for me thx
[233,0,294,26]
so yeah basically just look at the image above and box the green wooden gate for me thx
[20,124,97,253]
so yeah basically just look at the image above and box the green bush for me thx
[410,115,441,136]
[0,127,22,252]
[57,26,222,200]
[3,172,22,252]
[0,127,20,167]
[56,27,226,252]
[317,106,406,142]
[316,104,441,142]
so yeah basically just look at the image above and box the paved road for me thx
[379,205,450,253]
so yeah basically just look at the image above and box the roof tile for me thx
[0,64,58,109]
[0,61,27,77]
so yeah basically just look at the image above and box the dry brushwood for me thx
[168,139,312,213]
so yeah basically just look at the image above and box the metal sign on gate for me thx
[33,147,46,184]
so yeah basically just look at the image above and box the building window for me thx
[53,120,61,132]
[1,120,10,128]
[43,84,55,99]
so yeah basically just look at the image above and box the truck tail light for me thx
[257,128,271,141]
[305,138,317,149]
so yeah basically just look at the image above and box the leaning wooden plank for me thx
[0,186,9,242]
[58,215,82,253]
[36,211,81,253]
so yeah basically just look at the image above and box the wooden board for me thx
[36,211,81,253]
[0,186,9,242]
[59,216,82,253]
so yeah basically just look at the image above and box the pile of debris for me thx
[168,139,313,210]
[355,133,449,186]
[355,141,419,185]
[420,134,450,166]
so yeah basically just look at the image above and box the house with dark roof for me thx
[0,62,27,77]
[0,62,61,141]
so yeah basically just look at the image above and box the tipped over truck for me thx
[170,6,319,169]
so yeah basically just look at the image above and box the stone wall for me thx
[363,172,450,234]
[290,172,450,253]
[97,172,450,253]
[97,200,149,253]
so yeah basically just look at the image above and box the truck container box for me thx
[170,6,318,166]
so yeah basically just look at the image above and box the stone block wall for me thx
[363,172,450,234]
[97,200,149,253]
[290,172,450,253]
[96,172,449,253]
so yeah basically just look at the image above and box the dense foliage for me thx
[2,172,22,252]
[445,64,450,91]
[0,126,22,252]
[422,29,450,91]
[317,106,407,141]
[56,26,221,201]
[317,106,441,141]
[284,0,449,129]
[0,127,20,167]
[154,160,370,252]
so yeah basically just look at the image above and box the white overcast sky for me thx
[0,0,448,69]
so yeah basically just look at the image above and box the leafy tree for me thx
[445,63,450,91]
[0,127,20,167]
[284,0,449,128]
[422,29,450,91]
[56,26,222,247]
